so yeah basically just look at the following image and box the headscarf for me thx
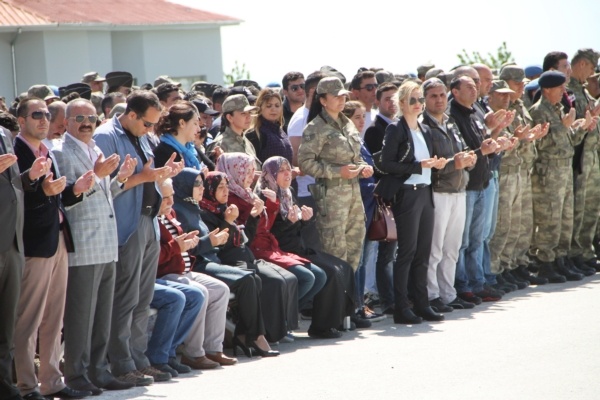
[215,152,256,204]
[160,133,202,170]
[172,167,202,206]
[199,171,229,215]
[256,156,294,219]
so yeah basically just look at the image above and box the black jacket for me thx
[448,99,490,191]
[374,117,433,202]
[420,112,469,193]
[364,115,389,154]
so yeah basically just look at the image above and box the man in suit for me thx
[52,99,137,395]
[13,98,93,400]
[364,83,398,155]
[0,125,49,400]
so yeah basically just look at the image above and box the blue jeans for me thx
[146,280,204,364]
[287,264,327,311]
[482,173,499,285]
[455,189,487,293]
[355,238,378,308]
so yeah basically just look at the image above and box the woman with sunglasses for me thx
[375,80,448,325]
[153,101,209,175]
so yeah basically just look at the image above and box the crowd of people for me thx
[1,48,600,400]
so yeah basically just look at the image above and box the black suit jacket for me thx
[374,117,433,202]
[364,115,390,154]
[14,137,78,257]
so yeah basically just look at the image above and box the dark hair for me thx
[61,92,80,104]
[0,112,19,132]
[449,76,472,91]
[282,71,304,90]
[422,78,447,96]
[376,82,398,101]
[16,97,44,118]
[342,100,365,119]
[101,92,126,116]
[124,90,162,116]
[543,51,568,72]
[155,101,198,136]
[139,83,153,91]
[212,87,230,105]
[220,111,233,133]
[184,90,205,101]
[153,83,181,102]
[350,70,376,90]
[48,101,66,122]
[307,92,327,123]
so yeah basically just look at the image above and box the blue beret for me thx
[538,71,566,89]
[524,65,543,78]
[525,79,539,92]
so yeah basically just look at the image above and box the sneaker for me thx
[447,296,475,309]
[457,292,483,305]
[151,363,178,378]
[300,309,312,320]
[357,306,386,322]
[116,370,154,386]
[474,286,502,302]
[139,366,171,382]
[350,314,372,329]
[364,292,380,309]
[429,297,453,313]
[168,357,192,374]
[279,332,295,343]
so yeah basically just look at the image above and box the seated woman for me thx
[153,101,209,174]
[263,156,356,339]
[172,168,278,358]
[198,168,299,344]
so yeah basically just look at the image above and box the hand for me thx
[485,109,507,130]
[432,157,448,169]
[495,136,510,153]
[513,124,530,141]
[250,197,265,217]
[175,230,200,251]
[360,165,374,178]
[211,146,224,161]
[116,154,137,183]
[94,153,120,179]
[209,227,229,247]
[41,172,66,196]
[164,152,184,178]
[499,110,516,130]
[300,205,313,220]
[224,204,239,224]
[453,152,471,170]
[340,164,362,179]
[201,166,209,177]
[28,156,52,181]
[536,122,550,140]
[480,138,498,155]
[562,108,576,128]
[0,153,17,174]
[507,136,519,151]
[588,101,600,117]
[420,156,439,169]
[73,170,95,196]
[261,189,277,202]
[139,157,171,183]
[588,116,600,131]
[291,167,300,179]
[287,205,301,223]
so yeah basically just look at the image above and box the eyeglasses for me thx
[408,97,426,105]
[26,111,51,120]
[70,115,98,124]
[193,180,203,187]
[137,116,156,128]
[289,84,305,92]
[360,83,378,91]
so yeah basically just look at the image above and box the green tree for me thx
[457,41,515,69]
[224,60,251,85]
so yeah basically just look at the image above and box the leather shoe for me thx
[205,352,238,366]
[101,379,134,391]
[181,355,220,370]
[393,308,423,324]
[68,383,102,396]
[45,386,92,399]
[415,306,445,322]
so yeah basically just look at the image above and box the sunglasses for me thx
[408,97,426,105]
[26,111,51,120]
[360,83,378,91]
[289,84,305,92]
[70,115,98,124]
[137,116,156,128]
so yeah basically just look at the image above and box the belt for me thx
[537,158,571,167]
[401,183,429,191]
[499,165,521,175]
[318,177,357,187]
[141,206,154,217]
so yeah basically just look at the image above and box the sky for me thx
[173,0,600,87]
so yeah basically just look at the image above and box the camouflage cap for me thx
[154,75,181,88]
[424,68,444,80]
[222,94,258,113]
[375,70,394,84]
[320,65,346,83]
[499,65,525,83]
[417,64,435,76]
[573,48,600,66]
[489,80,515,94]
[233,79,261,90]
[316,77,351,96]
[27,84,59,101]
[81,71,106,83]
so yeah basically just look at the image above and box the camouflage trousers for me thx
[570,149,600,260]
[489,166,522,274]
[531,159,573,262]
[315,182,366,272]
[513,166,535,266]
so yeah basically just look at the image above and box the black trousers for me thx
[391,187,435,311]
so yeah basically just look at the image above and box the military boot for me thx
[537,261,566,284]
[554,257,584,281]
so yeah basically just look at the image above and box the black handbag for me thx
[367,196,397,242]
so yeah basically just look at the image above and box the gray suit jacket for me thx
[0,127,26,253]
[51,133,120,266]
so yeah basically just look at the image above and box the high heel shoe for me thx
[232,336,253,358]
[246,340,280,357]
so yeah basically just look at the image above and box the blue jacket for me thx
[359,143,376,230]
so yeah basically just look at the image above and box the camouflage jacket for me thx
[568,79,599,149]
[510,99,536,167]
[211,126,261,170]
[529,96,586,160]
[298,111,366,179]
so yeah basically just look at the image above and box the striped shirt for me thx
[159,215,192,273]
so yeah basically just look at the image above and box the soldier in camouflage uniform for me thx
[529,71,592,282]
[298,77,372,272]
[501,66,550,285]
[567,49,600,273]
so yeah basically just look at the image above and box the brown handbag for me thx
[367,196,397,242]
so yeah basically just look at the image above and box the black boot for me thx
[569,256,596,276]
[584,257,600,272]
[502,270,529,289]
[514,265,548,285]
[537,261,566,284]
[494,273,518,292]
[554,257,584,281]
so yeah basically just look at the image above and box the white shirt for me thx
[287,105,314,197]
[404,127,431,185]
